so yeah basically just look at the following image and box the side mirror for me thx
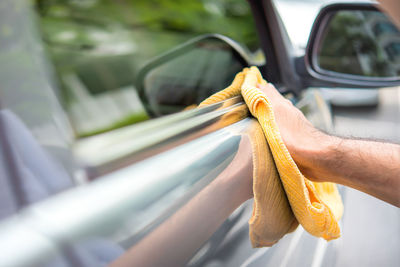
[305,3,400,88]
[136,34,250,117]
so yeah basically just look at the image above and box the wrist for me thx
[294,130,341,183]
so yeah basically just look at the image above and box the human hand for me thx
[256,83,400,206]
[256,83,334,182]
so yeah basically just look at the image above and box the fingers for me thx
[257,83,285,102]
[257,83,292,109]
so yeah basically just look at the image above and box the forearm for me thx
[301,134,400,207]
[111,157,252,267]
[257,83,400,207]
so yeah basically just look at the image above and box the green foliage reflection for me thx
[34,0,259,137]
[318,10,398,77]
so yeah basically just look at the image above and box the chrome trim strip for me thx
[74,96,248,178]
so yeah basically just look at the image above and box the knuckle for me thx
[284,99,293,106]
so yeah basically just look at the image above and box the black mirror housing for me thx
[303,2,400,88]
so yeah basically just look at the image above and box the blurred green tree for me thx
[35,0,259,50]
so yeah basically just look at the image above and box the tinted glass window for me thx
[35,0,261,137]
[385,42,400,59]
[373,22,400,36]
[317,10,400,78]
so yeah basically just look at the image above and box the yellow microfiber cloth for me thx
[199,66,343,246]
[242,120,298,247]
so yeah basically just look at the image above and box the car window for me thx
[35,0,262,138]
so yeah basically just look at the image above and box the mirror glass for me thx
[316,10,400,78]
[142,39,247,117]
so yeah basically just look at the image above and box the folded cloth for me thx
[199,67,343,246]
[244,120,298,247]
